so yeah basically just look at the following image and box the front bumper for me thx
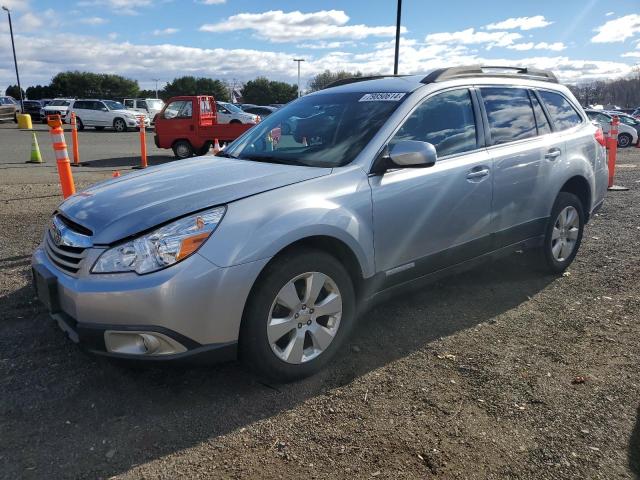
[32,245,269,362]
[127,117,151,128]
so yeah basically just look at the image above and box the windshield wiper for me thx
[237,155,307,166]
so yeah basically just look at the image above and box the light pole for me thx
[393,0,402,75]
[151,78,160,98]
[293,58,305,97]
[2,5,24,111]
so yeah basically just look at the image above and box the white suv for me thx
[42,99,74,123]
[123,98,165,123]
[216,101,259,124]
[66,99,150,132]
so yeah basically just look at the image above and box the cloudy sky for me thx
[1,0,639,92]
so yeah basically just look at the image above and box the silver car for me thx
[32,66,608,381]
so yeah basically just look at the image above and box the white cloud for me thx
[425,28,522,48]
[605,12,615,17]
[198,0,226,4]
[621,51,640,58]
[508,41,566,51]
[200,10,405,43]
[297,41,356,50]
[76,0,153,15]
[592,14,640,43]
[485,15,553,31]
[107,32,118,40]
[153,28,180,36]
[0,0,31,11]
[16,12,42,31]
[80,17,108,25]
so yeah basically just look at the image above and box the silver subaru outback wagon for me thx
[32,66,608,381]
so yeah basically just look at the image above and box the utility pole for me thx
[2,5,24,111]
[151,78,160,98]
[293,58,305,97]
[393,0,402,75]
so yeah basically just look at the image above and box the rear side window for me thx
[538,90,582,131]
[481,87,536,145]
[74,101,88,109]
[391,89,477,157]
[124,99,134,108]
[530,92,551,135]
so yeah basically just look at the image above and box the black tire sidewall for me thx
[543,192,585,273]
[240,248,356,382]
[172,140,193,159]
[618,133,631,148]
[113,118,126,132]
[76,118,84,131]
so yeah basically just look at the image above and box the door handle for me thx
[545,148,561,160]
[466,167,490,179]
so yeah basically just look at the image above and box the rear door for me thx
[370,88,493,281]
[479,86,558,248]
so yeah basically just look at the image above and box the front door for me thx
[160,99,194,141]
[370,88,493,285]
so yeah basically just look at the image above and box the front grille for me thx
[44,216,91,274]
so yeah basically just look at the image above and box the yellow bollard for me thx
[17,113,32,130]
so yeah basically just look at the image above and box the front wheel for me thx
[617,133,632,148]
[76,118,85,131]
[172,140,194,159]
[541,192,584,273]
[240,249,356,382]
[229,119,242,125]
[113,118,127,133]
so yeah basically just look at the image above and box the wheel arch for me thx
[558,175,592,222]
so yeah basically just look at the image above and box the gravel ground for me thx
[0,142,639,479]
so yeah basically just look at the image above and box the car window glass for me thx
[74,101,84,109]
[530,92,551,134]
[390,89,477,157]
[124,100,134,108]
[138,101,147,109]
[481,87,536,145]
[164,100,192,119]
[538,90,582,131]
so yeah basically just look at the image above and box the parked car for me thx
[606,111,640,136]
[32,66,607,381]
[585,109,638,147]
[215,101,259,124]
[22,100,43,121]
[65,99,150,132]
[154,95,255,158]
[242,105,277,117]
[123,98,165,122]
[41,99,74,123]
[0,96,18,122]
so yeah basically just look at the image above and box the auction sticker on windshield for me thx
[359,93,406,102]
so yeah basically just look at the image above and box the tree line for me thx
[567,69,640,108]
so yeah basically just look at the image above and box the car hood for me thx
[58,157,331,244]
[113,109,143,117]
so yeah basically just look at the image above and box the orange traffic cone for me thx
[112,170,121,178]
[213,138,221,155]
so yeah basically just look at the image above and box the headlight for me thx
[92,206,226,274]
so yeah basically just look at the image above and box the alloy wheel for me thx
[267,271,342,364]
[551,206,580,261]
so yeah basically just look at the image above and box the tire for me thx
[172,140,194,159]
[617,133,632,148]
[240,248,356,382]
[541,192,585,274]
[113,118,127,133]
[94,126,104,131]
[76,118,85,131]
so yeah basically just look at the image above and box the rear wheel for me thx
[113,118,127,133]
[617,133,632,148]
[240,249,356,382]
[541,192,584,273]
[172,140,194,159]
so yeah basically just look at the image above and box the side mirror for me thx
[372,140,437,174]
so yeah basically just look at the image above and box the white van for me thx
[123,98,164,122]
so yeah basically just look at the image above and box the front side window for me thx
[124,99,134,108]
[538,90,582,131]
[93,101,107,111]
[137,100,148,110]
[164,100,192,119]
[103,100,125,111]
[481,87,537,145]
[390,89,477,157]
[225,91,407,167]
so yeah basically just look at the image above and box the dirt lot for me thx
[0,140,639,479]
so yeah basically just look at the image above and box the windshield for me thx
[147,99,164,110]
[220,102,243,114]
[103,100,126,110]
[619,115,638,126]
[225,91,407,167]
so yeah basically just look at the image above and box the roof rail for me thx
[324,74,410,89]
[421,65,558,84]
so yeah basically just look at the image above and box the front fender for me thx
[198,166,376,278]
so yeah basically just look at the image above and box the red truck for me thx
[154,95,257,158]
